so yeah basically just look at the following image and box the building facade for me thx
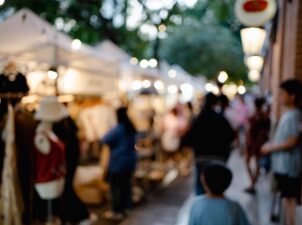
[262,0,302,118]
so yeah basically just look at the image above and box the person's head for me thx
[201,163,233,196]
[171,107,178,116]
[218,94,229,109]
[216,81,224,90]
[117,107,136,134]
[203,93,218,111]
[254,97,266,111]
[279,79,302,107]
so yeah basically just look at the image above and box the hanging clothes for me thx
[53,117,90,223]
[14,108,36,225]
[1,104,24,225]
[34,132,66,184]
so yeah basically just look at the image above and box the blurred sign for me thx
[235,0,277,26]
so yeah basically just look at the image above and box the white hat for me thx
[35,96,69,122]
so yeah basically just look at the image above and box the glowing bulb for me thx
[180,83,193,93]
[154,80,164,91]
[168,69,176,78]
[71,39,82,50]
[47,70,58,80]
[140,59,149,68]
[131,80,142,91]
[158,24,167,32]
[238,85,246,95]
[142,80,151,88]
[218,71,228,83]
[245,56,264,71]
[212,86,220,95]
[205,83,213,92]
[248,70,261,82]
[130,57,138,65]
[149,59,158,68]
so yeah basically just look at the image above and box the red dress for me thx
[34,133,66,183]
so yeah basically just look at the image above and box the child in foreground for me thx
[189,163,250,225]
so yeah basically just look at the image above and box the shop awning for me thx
[96,40,130,63]
[0,9,118,76]
[0,9,120,96]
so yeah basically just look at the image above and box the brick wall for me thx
[261,0,302,118]
[295,0,302,78]
[281,0,299,80]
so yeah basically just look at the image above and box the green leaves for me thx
[0,0,247,82]
[160,19,247,82]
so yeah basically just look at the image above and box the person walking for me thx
[261,79,302,225]
[234,95,250,154]
[185,93,235,195]
[244,97,270,194]
[101,107,137,221]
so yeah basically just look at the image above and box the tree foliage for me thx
[159,0,247,81]
[0,0,247,82]
[159,20,246,81]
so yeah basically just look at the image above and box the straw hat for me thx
[35,96,69,122]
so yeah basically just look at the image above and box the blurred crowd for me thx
[100,79,302,225]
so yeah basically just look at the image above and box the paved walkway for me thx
[91,151,302,225]
[90,170,192,225]
[227,150,274,225]
[177,150,302,225]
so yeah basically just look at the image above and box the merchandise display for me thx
[0,9,201,225]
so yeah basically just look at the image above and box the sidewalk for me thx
[89,169,192,225]
[120,173,193,225]
[160,150,278,225]
[226,150,275,225]
[91,150,302,225]
[176,150,302,225]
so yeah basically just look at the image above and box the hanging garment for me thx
[34,132,66,184]
[0,72,29,94]
[1,104,24,225]
[53,117,90,223]
[14,109,36,225]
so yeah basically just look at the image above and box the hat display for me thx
[35,96,69,122]
[235,0,277,27]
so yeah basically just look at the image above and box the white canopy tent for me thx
[96,40,130,63]
[0,9,119,96]
[96,39,165,95]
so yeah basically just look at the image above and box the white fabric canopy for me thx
[96,40,130,63]
[0,9,118,73]
[0,9,119,95]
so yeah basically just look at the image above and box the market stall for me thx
[0,9,119,97]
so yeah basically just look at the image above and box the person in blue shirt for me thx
[189,163,250,225]
[101,107,137,221]
[261,79,302,225]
